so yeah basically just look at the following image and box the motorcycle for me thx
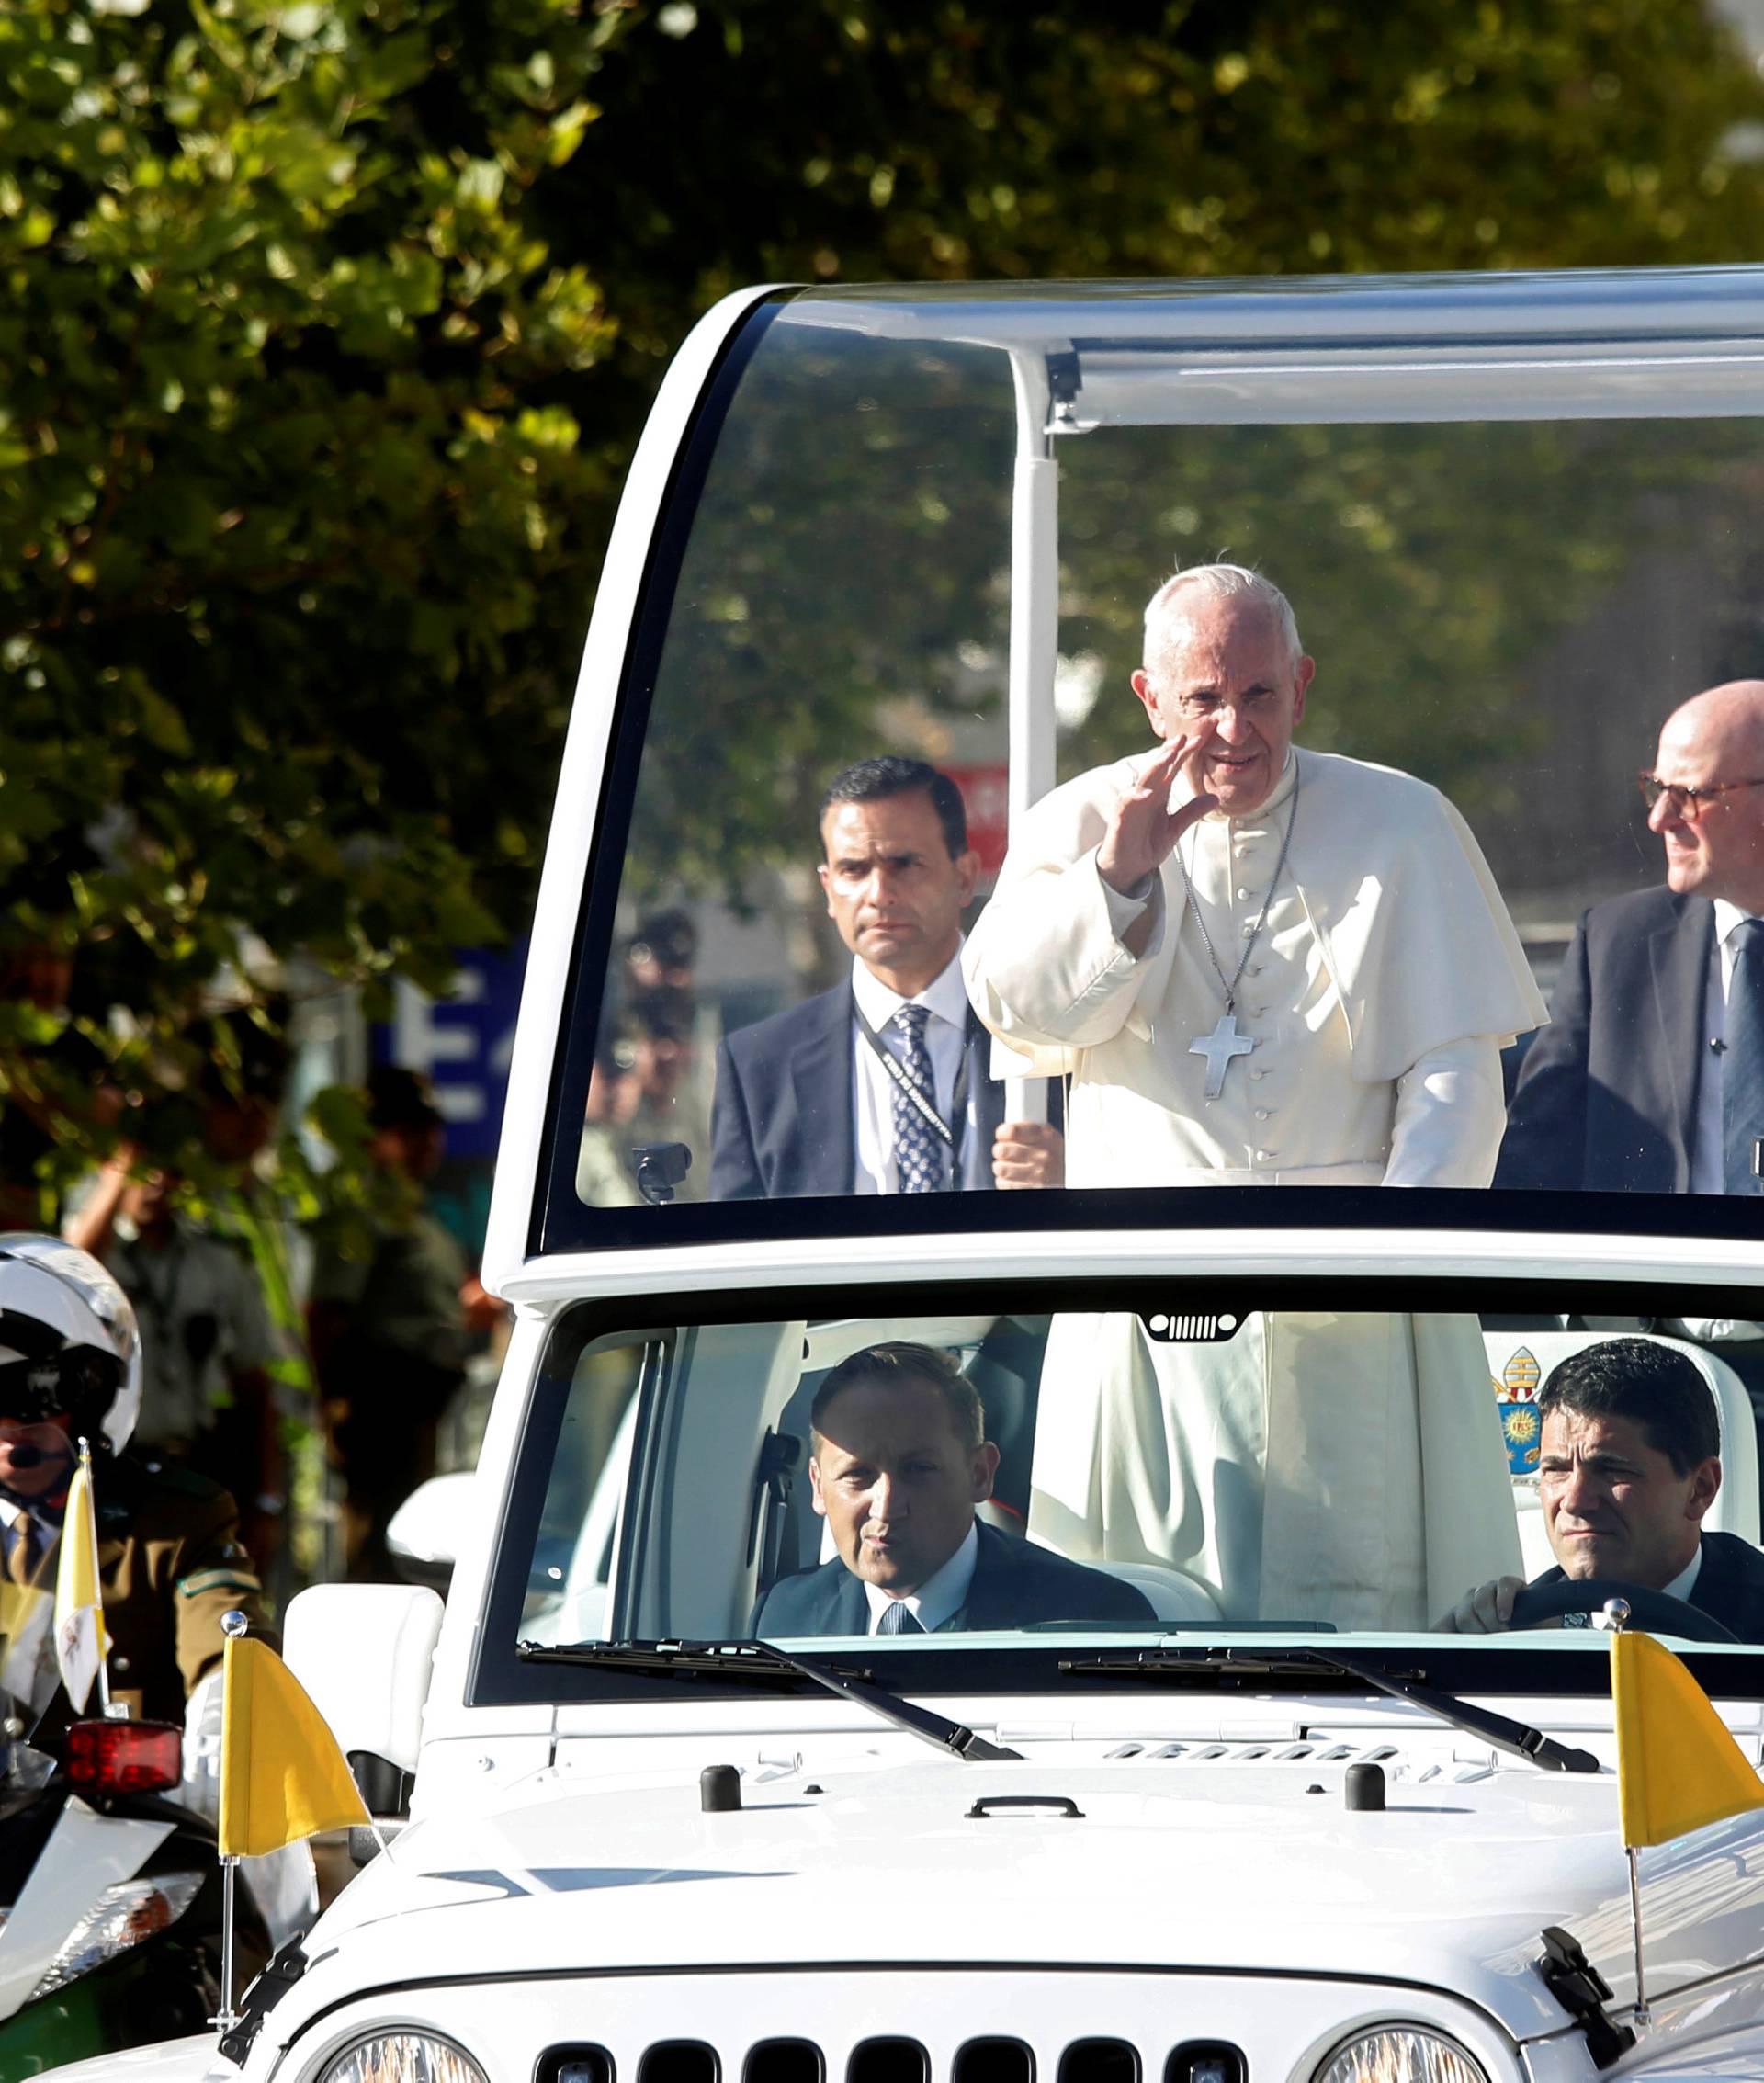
[0,1697,268,2077]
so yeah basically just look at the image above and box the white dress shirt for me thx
[862,1520,978,1634]
[850,948,988,1194]
[1690,900,1762,1194]
[1661,1545,1703,1606]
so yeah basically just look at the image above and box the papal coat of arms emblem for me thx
[1493,1346,1544,1472]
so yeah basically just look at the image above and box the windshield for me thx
[477,1295,1764,1701]
[538,272,1764,1249]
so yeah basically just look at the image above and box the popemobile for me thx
[43,265,1764,2083]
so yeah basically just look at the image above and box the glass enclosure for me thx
[482,1296,1764,1700]
[545,274,1764,1243]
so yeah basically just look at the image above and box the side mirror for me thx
[386,1470,481,1593]
[283,1582,443,1779]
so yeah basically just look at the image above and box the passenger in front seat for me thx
[1439,1339,1764,1638]
[751,1342,1154,1636]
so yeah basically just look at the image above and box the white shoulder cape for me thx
[969,746,1546,1084]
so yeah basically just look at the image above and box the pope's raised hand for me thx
[1096,730,1218,895]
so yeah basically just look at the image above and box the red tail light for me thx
[65,1718,182,1794]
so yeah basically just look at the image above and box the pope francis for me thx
[963,564,1546,1187]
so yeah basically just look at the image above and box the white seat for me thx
[1093,1560,1223,1624]
[1483,1331,1761,1569]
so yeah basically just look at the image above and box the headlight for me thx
[28,1869,203,1999]
[318,2032,490,2083]
[1314,2027,1490,2083]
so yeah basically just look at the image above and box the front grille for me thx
[951,2041,1033,2083]
[640,2046,720,2083]
[1059,2040,1138,2083]
[849,2040,928,2083]
[746,2043,825,2083]
[543,2038,1245,2083]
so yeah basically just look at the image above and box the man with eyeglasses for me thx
[1498,680,1764,1194]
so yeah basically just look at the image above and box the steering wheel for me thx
[1508,1577,1740,1645]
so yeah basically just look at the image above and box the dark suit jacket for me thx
[1531,1530,1764,1642]
[1495,887,1715,1194]
[712,983,1033,1200]
[750,1519,1155,1635]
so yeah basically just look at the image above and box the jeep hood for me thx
[303,1757,1764,2042]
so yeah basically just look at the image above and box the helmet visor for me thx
[0,1319,123,1427]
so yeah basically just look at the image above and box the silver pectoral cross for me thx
[1189,1011,1256,1101]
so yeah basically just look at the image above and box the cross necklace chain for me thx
[1175,764,1301,1101]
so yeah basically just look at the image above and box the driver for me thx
[1439,1339,1764,1637]
[752,1342,1154,1635]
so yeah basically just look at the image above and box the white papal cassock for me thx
[1027,1311,1523,1631]
[964,750,1540,1622]
[963,748,1547,1186]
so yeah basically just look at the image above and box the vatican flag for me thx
[1611,1627,1764,1849]
[219,1632,369,1858]
[52,1445,107,1715]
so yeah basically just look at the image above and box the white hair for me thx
[1142,563,1302,676]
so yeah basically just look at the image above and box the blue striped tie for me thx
[1724,917,1764,1194]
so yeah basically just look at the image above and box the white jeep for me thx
[53,266,1764,2083]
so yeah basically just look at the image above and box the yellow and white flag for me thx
[52,1447,107,1715]
[219,1633,369,1858]
[1612,1627,1764,1848]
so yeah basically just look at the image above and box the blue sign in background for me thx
[373,940,529,1162]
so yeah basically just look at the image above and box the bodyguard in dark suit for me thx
[751,1341,1152,1637]
[712,757,1061,1200]
[1495,887,1712,1193]
[1497,682,1764,1194]
[1440,1338,1764,1641]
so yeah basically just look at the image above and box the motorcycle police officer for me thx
[0,1234,270,1729]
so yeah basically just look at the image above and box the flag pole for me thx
[1599,1596,1649,2028]
[75,1439,111,1717]
[1626,1846,1649,2025]
[210,1609,249,2034]
[216,1854,241,2033]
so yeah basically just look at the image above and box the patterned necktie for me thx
[891,1004,947,1193]
[1724,917,1764,1194]
[876,1599,925,1635]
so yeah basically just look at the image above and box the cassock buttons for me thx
[1255,1108,1273,1120]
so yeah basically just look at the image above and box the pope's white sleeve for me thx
[966,851,1166,1051]
[1383,1036,1507,1188]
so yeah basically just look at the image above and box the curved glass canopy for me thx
[535,266,1764,1252]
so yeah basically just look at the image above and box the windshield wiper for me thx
[1061,1644,1599,1774]
[517,1636,1022,1762]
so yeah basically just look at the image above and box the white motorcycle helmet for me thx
[0,1233,141,1456]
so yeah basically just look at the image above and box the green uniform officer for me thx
[0,1234,270,1729]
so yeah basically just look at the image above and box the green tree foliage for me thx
[4,0,1764,1194]
[0,0,620,1196]
[585,0,1764,908]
